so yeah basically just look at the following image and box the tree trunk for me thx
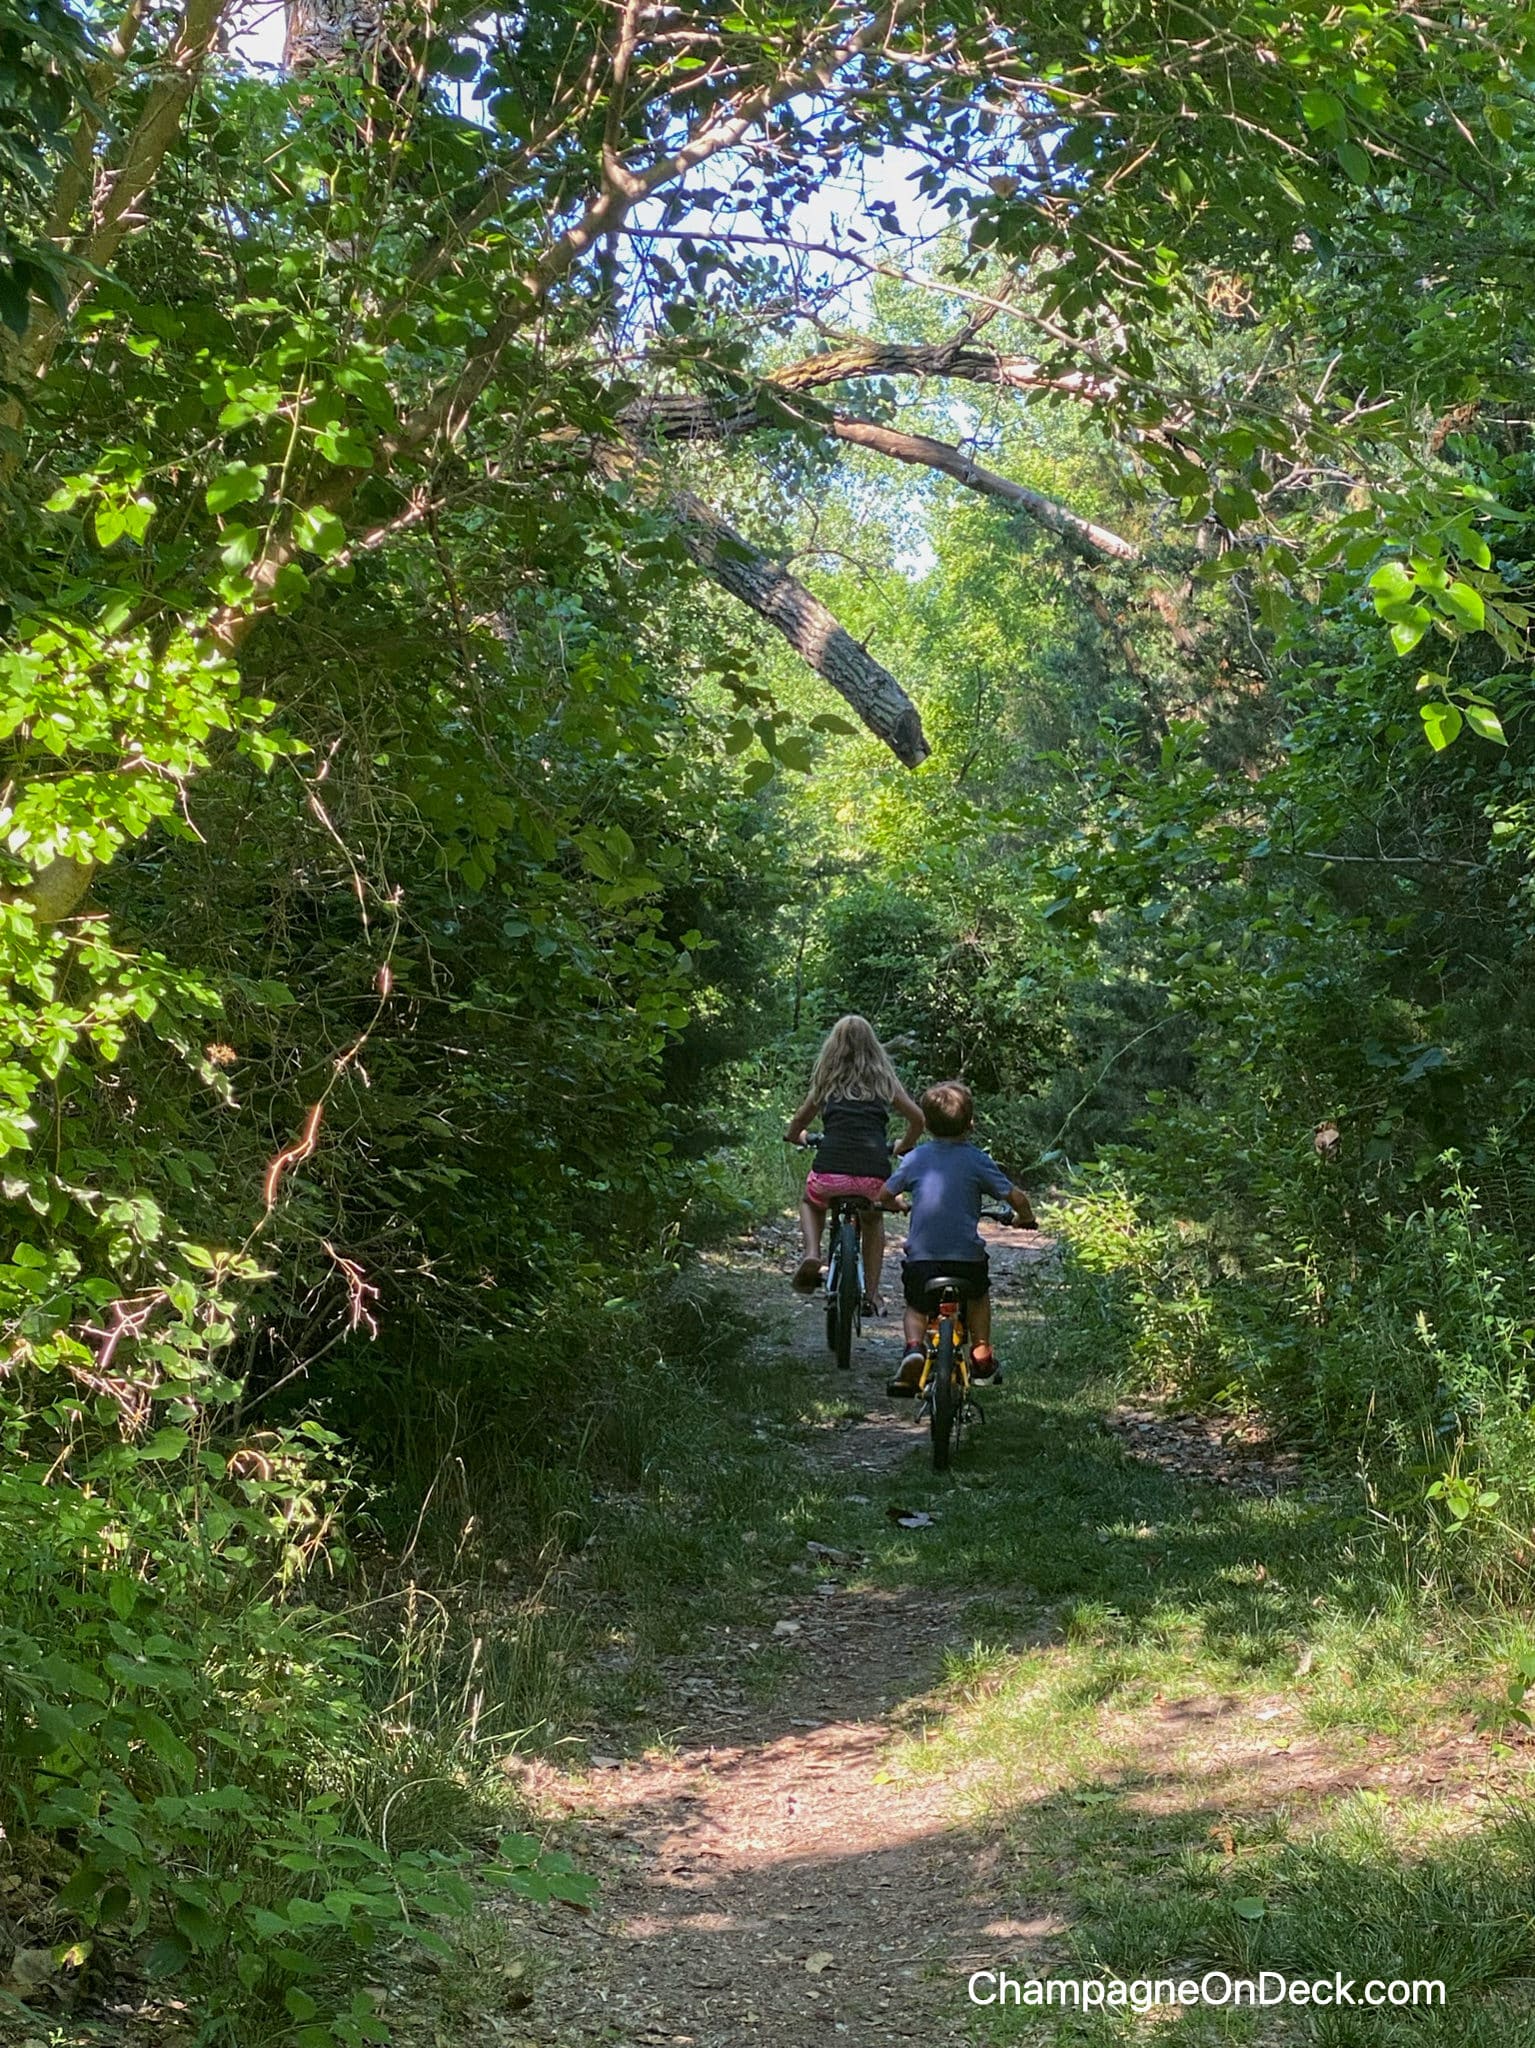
[671,493,929,767]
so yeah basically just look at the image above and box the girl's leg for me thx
[860,1208,885,1311]
[799,1197,825,1262]
[793,1192,825,1290]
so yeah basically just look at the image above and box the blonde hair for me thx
[809,1015,901,1104]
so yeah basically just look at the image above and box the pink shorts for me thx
[805,1171,885,1211]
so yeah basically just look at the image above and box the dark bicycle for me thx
[791,1132,870,1371]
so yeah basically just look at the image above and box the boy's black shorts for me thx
[902,1257,990,1313]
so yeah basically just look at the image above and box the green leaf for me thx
[206,463,267,514]
[1336,140,1371,183]
[1464,701,1507,744]
[1441,581,1486,632]
[1389,611,1430,656]
[144,1933,192,1979]
[1232,1896,1267,1921]
[94,502,127,548]
[1420,701,1464,751]
[139,1424,191,1461]
[1369,560,1413,604]
[173,1899,220,1951]
[135,1706,197,1778]
[270,561,310,610]
[293,505,347,560]
[1300,89,1345,130]
[316,426,373,469]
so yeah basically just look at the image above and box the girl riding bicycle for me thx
[785,1015,924,1312]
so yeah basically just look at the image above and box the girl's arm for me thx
[892,1084,925,1155]
[784,1094,819,1144]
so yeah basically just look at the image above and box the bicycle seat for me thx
[923,1273,975,1303]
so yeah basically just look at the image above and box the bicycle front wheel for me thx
[833,1218,859,1370]
[930,1316,957,1470]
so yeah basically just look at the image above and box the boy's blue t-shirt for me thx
[883,1138,1012,1262]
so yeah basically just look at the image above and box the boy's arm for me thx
[891,1085,925,1156]
[879,1154,914,1209]
[978,1149,1035,1229]
[784,1094,819,1144]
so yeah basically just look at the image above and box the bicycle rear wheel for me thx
[833,1217,859,1370]
[930,1316,957,1470]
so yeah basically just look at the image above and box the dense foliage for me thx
[6,0,1535,2036]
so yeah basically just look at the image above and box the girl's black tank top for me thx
[816,1095,892,1177]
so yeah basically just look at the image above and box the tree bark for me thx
[818,413,1140,564]
[283,0,397,72]
[770,340,1119,405]
[623,346,1119,448]
[671,493,929,767]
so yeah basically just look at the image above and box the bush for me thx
[1046,1163,1535,1587]
[0,1363,582,2044]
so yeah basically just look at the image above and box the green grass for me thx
[837,1272,1535,2047]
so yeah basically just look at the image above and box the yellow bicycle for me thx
[912,1207,1012,1471]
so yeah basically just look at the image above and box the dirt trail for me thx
[512,1227,1055,2048]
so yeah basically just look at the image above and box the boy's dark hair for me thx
[921,1080,974,1138]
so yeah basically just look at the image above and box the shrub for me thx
[0,1360,584,2044]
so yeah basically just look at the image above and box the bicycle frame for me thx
[915,1279,985,1470]
[917,1290,969,1395]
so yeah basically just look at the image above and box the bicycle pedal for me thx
[964,1400,985,1425]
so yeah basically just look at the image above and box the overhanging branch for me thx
[671,492,929,767]
[818,413,1141,564]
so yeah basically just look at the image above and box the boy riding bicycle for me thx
[878,1080,1036,1398]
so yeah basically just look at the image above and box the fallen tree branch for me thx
[817,413,1141,564]
[671,491,929,766]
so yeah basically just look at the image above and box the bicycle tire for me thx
[930,1315,957,1470]
[833,1218,859,1370]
